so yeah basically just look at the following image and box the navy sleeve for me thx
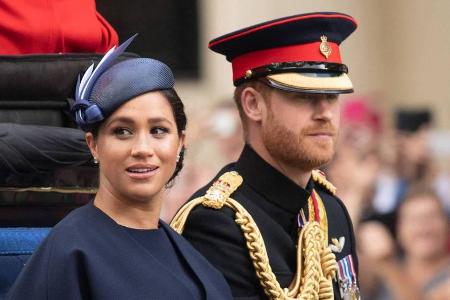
[183,206,265,300]
[7,228,90,300]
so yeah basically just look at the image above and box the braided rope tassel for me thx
[170,198,205,234]
[234,209,284,300]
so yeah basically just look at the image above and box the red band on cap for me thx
[231,42,341,81]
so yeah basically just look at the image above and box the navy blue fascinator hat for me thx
[71,35,175,131]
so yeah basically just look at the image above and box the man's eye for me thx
[113,128,133,136]
[151,127,169,135]
[326,94,339,102]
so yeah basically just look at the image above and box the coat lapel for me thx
[160,222,227,300]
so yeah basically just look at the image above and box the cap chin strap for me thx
[170,171,337,300]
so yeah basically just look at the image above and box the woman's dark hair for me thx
[88,88,187,185]
[160,88,187,185]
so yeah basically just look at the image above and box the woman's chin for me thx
[126,187,162,203]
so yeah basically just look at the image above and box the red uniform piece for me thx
[0,0,118,54]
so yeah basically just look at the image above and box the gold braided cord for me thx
[170,171,338,300]
[170,197,205,234]
[311,170,336,195]
[308,190,329,245]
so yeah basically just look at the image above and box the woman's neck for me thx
[93,186,162,229]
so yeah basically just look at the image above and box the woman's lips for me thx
[126,166,159,180]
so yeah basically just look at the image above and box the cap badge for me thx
[320,35,332,59]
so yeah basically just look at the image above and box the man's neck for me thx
[249,141,311,188]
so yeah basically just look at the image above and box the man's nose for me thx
[312,97,335,121]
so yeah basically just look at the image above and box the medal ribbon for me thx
[337,255,359,292]
[348,254,357,284]
[343,257,353,285]
[310,189,321,223]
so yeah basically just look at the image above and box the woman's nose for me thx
[131,133,154,157]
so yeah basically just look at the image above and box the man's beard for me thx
[262,112,337,171]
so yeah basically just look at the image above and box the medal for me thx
[337,255,360,300]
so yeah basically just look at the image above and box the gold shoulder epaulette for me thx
[202,171,243,209]
[311,169,336,195]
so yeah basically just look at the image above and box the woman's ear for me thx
[177,130,186,155]
[85,132,98,161]
[240,87,268,123]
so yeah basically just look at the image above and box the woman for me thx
[358,185,450,300]
[7,38,232,300]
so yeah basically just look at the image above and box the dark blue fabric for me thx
[123,227,203,299]
[72,58,175,131]
[0,255,30,299]
[6,203,232,300]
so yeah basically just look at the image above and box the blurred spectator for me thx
[372,109,434,215]
[205,101,244,164]
[358,185,450,300]
[0,0,118,54]
[326,97,383,225]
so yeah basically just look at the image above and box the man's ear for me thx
[240,87,268,122]
[85,132,98,160]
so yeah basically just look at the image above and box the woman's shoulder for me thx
[52,203,94,231]
[47,203,103,245]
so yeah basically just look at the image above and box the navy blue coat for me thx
[7,203,232,300]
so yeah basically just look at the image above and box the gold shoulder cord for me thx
[170,171,337,300]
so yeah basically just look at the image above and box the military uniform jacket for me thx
[182,145,358,300]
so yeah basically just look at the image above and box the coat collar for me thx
[235,144,314,214]
[161,222,232,300]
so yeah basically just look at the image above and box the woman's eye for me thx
[151,127,169,136]
[113,128,133,137]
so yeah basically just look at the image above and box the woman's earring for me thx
[93,157,99,164]
[176,153,181,163]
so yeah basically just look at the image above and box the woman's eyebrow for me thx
[105,116,135,127]
[105,116,174,127]
[148,117,173,124]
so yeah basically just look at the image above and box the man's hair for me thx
[233,80,272,137]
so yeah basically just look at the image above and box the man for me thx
[171,12,359,300]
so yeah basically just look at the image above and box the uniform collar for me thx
[235,144,313,214]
